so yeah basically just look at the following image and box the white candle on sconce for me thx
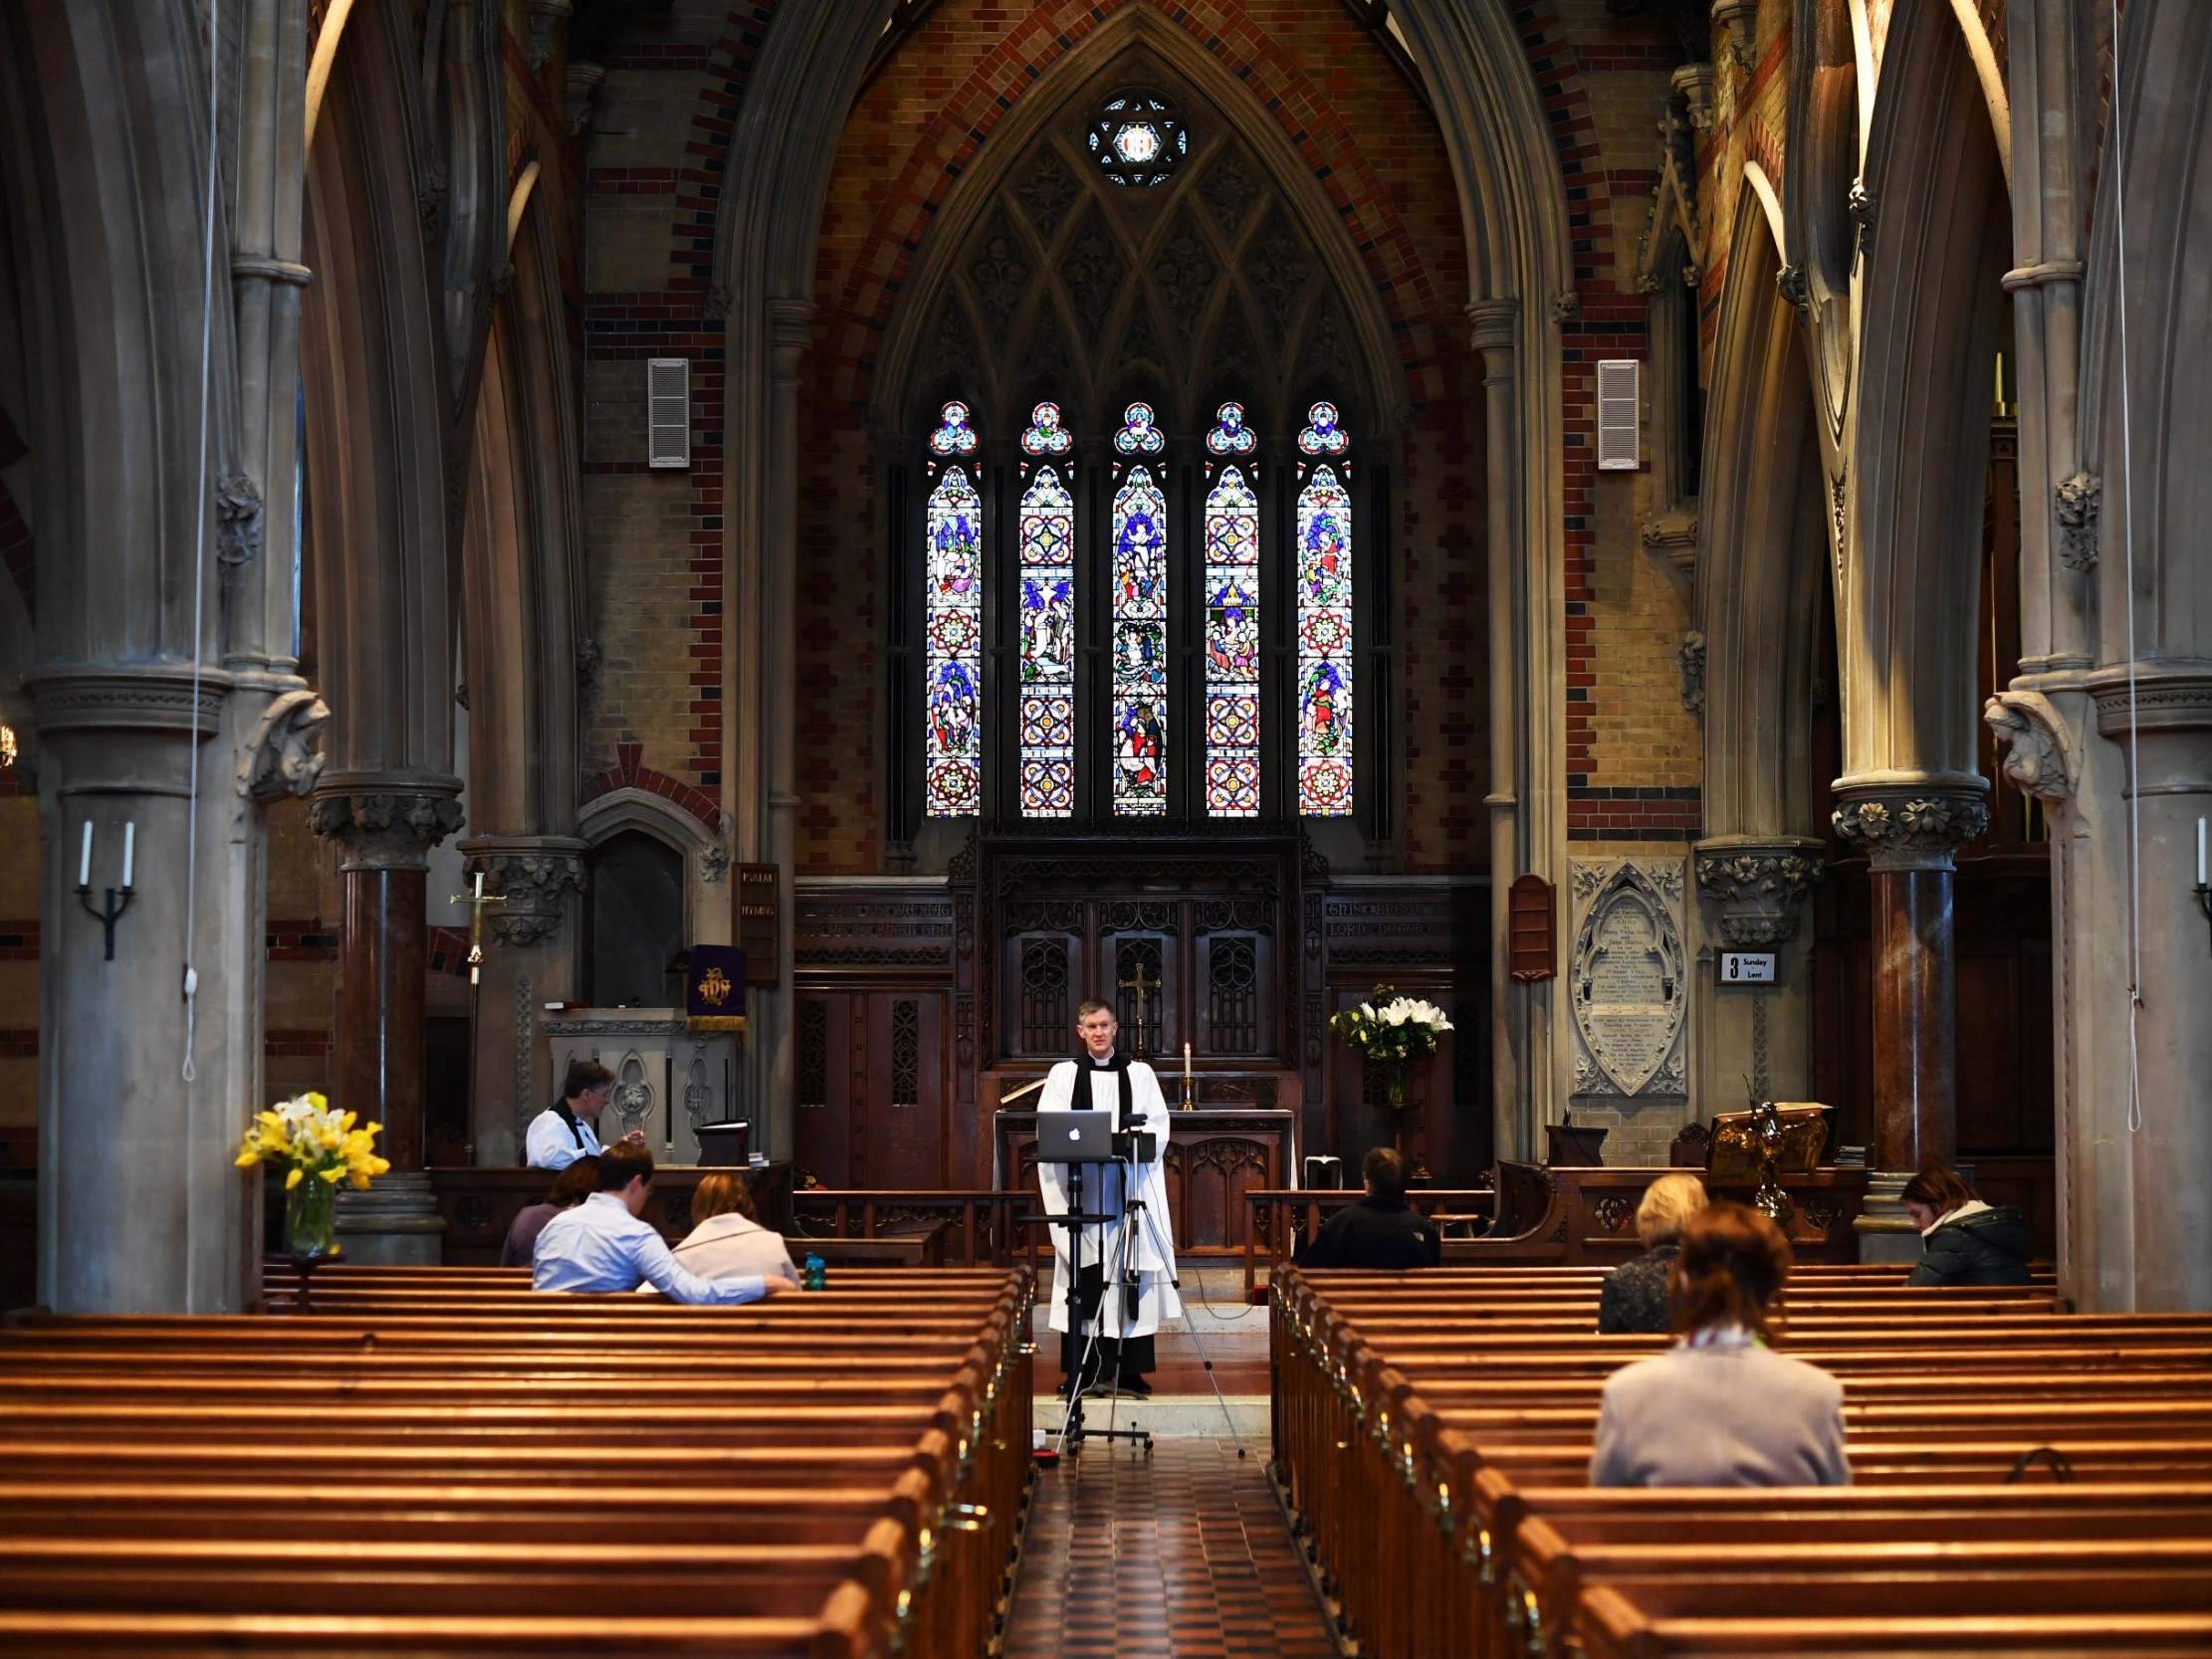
[78,822,92,890]
[2199,816,2207,888]
[120,821,135,891]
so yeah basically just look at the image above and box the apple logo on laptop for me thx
[1068,1128,1081,1141]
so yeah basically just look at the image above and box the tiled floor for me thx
[1002,1438,1339,1658]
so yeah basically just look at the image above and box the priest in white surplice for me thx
[1036,1000,1182,1396]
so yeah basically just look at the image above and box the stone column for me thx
[310,774,462,1262]
[1468,298,1531,1162]
[458,835,586,1164]
[1832,781,1988,1259]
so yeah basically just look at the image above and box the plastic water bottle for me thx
[802,1252,826,1292]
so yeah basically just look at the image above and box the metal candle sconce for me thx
[75,820,135,961]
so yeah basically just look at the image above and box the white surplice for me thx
[1035,1055,1183,1338]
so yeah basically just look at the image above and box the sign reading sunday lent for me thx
[684,944,748,1033]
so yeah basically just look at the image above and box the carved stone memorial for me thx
[1569,859,1688,1099]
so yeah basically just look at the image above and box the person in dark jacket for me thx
[1597,1171,1708,1335]
[1901,1167,2033,1286]
[1294,1147,1440,1269]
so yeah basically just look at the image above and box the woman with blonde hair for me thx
[672,1173,799,1285]
[1596,1171,1707,1334]
[1590,1200,1849,1487]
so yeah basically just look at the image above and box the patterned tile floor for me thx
[1002,1438,1339,1659]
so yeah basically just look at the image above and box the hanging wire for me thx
[2109,0,2145,1134]
[180,0,223,1083]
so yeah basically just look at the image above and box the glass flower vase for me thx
[284,1173,339,1265]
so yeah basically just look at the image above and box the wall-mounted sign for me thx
[1716,950,1777,985]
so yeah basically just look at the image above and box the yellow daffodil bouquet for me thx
[235,1092,390,1262]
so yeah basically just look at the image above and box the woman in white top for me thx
[673,1172,799,1285]
[1589,1199,1850,1488]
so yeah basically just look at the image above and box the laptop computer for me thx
[1042,1109,1119,1163]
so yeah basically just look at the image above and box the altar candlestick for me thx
[78,822,92,889]
[120,822,134,890]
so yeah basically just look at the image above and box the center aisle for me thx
[1003,1439,1338,1659]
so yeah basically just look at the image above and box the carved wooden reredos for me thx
[879,37,1405,444]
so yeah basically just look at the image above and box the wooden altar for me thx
[994,1106,1294,1257]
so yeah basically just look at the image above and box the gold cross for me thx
[448,873,505,985]
[1116,959,1159,1059]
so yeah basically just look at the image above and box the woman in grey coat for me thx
[1589,1200,1850,1488]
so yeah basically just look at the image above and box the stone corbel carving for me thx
[216,474,264,567]
[703,286,735,323]
[701,842,732,884]
[1670,62,1715,129]
[1776,263,1809,312]
[2056,471,2101,572]
[1831,785,1990,872]
[1711,0,1758,71]
[526,0,571,71]
[1983,691,2078,803]
[1847,179,1876,252]
[236,690,331,802]
[564,62,605,135]
[1551,289,1580,324]
[1676,629,1706,720]
[416,162,448,242]
[1640,510,1700,581]
[575,636,603,700]
[1694,839,1824,946]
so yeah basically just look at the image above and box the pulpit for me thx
[542,1008,740,1165]
[995,1106,1294,1256]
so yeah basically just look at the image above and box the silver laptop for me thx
[1044,1110,1118,1163]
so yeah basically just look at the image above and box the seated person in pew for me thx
[501,1155,601,1267]
[673,1172,800,1286]
[533,1142,792,1304]
[526,1059,650,1170]
[1596,1172,1707,1335]
[1293,1147,1441,1270]
[1589,1200,1849,1489]
[1902,1165,2033,1287]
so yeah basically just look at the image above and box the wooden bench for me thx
[0,1266,1039,1658]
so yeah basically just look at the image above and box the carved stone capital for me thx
[24,663,230,738]
[1983,690,2078,803]
[1640,509,1700,578]
[1675,629,1706,721]
[1670,61,1715,128]
[1694,836,1825,946]
[1464,297,1518,354]
[1830,779,1989,872]
[236,689,331,802]
[2056,471,2101,572]
[310,773,466,870]
[2086,663,2212,739]
[460,836,588,948]
[700,842,732,884]
[526,0,571,70]
[1711,0,1758,71]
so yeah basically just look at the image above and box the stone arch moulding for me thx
[868,9,1410,439]
[1783,0,1860,443]
[577,785,728,949]
[1847,0,2014,783]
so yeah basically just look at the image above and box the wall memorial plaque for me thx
[1568,858,1687,1098]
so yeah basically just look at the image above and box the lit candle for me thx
[78,822,92,890]
[1184,1040,1193,1086]
[2200,816,2207,888]
[120,821,134,890]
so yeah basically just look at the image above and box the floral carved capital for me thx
[1693,839,1825,946]
[310,780,465,871]
[1831,786,1989,872]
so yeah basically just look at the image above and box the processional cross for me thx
[1116,958,1158,1060]
[449,871,505,985]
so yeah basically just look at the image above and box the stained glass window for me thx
[1017,404,1076,815]
[1295,402,1353,815]
[1204,403,1261,817]
[1087,92,1188,188]
[923,401,982,817]
[1111,403,1169,816]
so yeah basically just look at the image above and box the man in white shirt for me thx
[533,1142,790,1305]
[1036,1000,1181,1396]
[526,1058,646,1170]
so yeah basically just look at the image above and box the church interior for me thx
[3,0,2212,1653]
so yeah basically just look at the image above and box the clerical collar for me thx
[1089,1052,1115,1067]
